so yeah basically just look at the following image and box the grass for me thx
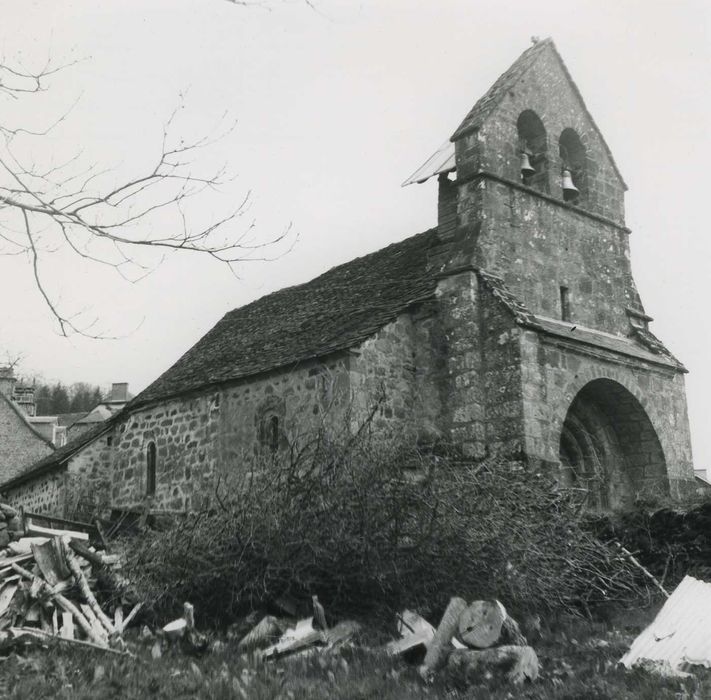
[2,609,711,699]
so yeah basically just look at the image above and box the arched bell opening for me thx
[559,128,587,203]
[558,378,667,509]
[517,110,549,193]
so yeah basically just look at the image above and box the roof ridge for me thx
[451,38,552,141]
[223,227,439,318]
[125,227,441,409]
[0,392,55,448]
[449,38,626,188]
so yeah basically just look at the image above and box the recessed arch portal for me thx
[558,379,667,508]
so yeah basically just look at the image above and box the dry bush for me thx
[123,410,650,626]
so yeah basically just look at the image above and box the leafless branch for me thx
[0,58,295,337]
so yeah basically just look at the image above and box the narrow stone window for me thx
[146,441,157,496]
[106,435,113,447]
[560,286,571,322]
[268,415,279,454]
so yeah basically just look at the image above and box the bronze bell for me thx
[561,169,579,200]
[520,152,535,178]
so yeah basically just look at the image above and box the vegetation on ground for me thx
[124,406,653,627]
[2,610,711,699]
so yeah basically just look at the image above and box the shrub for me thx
[123,414,649,625]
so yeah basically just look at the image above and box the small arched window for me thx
[517,110,548,192]
[559,128,587,202]
[146,441,157,496]
[268,416,279,453]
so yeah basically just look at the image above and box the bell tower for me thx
[405,39,696,503]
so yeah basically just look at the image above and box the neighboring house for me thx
[2,39,696,517]
[0,368,54,485]
[65,383,132,440]
[27,416,67,448]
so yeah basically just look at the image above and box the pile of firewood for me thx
[0,503,139,654]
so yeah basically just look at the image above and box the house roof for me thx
[444,38,626,189]
[0,420,111,491]
[130,228,441,409]
[57,412,89,427]
[0,393,54,449]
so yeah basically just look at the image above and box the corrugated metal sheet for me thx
[621,576,711,671]
[402,139,455,186]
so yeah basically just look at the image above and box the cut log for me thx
[11,562,107,647]
[386,629,432,656]
[447,645,539,685]
[68,539,106,568]
[9,627,132,656]
[394,610,465,651]
[260,618,325,661]
[162,618,187,641]
[457,600,506,649]
[61,537,115,636]
[25,603,41,623]
[500,615,527,646]
[114,606,123,630]
[420,596,468,676]
[323,620,361,650]
[237,615,282,653]
[183,602,195,630]
[8,538,49,556]
[0,582,18,618]
[397,609,435,638]
[81,604,109,644]
[120,603,142,633]
[312,595,328,631]
[31,538,70,586]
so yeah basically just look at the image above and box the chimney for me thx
[110,382,129,403]
[0,366,17,400]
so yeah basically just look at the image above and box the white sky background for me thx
[1,0,710,467]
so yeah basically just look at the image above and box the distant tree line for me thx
[34,382,104,416]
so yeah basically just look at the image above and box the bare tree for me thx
[0,57,293,337]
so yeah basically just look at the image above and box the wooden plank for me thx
[25,524,89,541]
[61,612,75,640]
[8,538,50,556]
[0,583,18,618]
[0,553,35,575]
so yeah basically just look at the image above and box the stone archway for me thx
[559,378,668,509]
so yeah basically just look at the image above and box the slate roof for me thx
[450,38,627,189]
[130,228,441,409]
[0,393,54,448]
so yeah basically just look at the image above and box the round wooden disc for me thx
[457,600,505,649]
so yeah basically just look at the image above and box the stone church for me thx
[2,38,695,516]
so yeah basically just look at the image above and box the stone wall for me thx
[0,398,53,484]
[3,469,66,514]
[350,307,442,442]
[109,312,437,511]
[477,181,641,336]
[478,279,525,461]
[65,431,115,520]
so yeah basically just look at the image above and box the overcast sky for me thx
[2,0,710,467]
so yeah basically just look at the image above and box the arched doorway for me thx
[559,379,667,508]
